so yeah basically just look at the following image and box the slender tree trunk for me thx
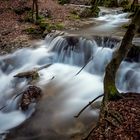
[32,0,39,22]
[131,0,139,11]
[35,0,39,20]
[32,0,35,21]
[103,9,140,102]
[95,9,140,139]
[91,0,99,11]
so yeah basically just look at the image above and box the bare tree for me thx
[32,0,39,22]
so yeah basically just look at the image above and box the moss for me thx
[122,24,129,29]
[108,85,120,100]
[32,71,39,80]
[69,13,80,20]
[55,23,64,30]
[45,23,64,32]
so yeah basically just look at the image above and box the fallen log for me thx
[14,63,52,79]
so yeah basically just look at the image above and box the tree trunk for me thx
[32,0,39,22]
[103,9,140,102]
[131,0,139,11]
[32,0,35,21]
[96,9,140,139]
[35,0,39,20]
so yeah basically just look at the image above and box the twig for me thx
[0,105,7,111]
[75,45,106,76]
[74,94,103,118]
[75,56,93,76]
[36,63,52,71]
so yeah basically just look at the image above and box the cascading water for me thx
[0,33,139,139]
[68,7,130,36]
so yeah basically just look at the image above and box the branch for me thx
[14,63,52,78]
[75,46,105,76]
[74,94,103,118]
[75,56,93,76]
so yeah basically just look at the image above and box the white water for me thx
[0,34,139,139]
[94,7,130,31]
[0,8,140,140]
[68,7,130,36]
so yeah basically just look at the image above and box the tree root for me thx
[83,125,98,140]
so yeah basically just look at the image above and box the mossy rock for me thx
[80,7,100,18]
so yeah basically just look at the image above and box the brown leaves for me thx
[88,93,140,140]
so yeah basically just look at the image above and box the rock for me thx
[19,85,42,111]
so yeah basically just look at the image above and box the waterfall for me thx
[0,35,139,139]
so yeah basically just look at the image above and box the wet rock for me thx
[65,36,79,46]
[19,85,42,111]
[125,45,140,62]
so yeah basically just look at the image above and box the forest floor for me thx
[88,93,140,140]
[0,0,93,55]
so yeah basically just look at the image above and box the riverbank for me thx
[0,0,94,55]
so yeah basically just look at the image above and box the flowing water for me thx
[68,7,130,36]
[0,7,140,140]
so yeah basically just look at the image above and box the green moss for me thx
[32,72,39,80]
[69,13,80,20]
[45,23,64,32]
[55,23,64,30]
[122,24,129,29]
[108,85,120,100]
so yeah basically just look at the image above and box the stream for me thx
[0,7,140,140]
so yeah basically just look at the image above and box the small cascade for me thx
[0,34,139,139]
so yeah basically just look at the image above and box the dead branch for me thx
[75,46,106,76]
[74,94,103,118]
[14,64,52,79]
[0,105,6,111]
[75,56,93,76]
